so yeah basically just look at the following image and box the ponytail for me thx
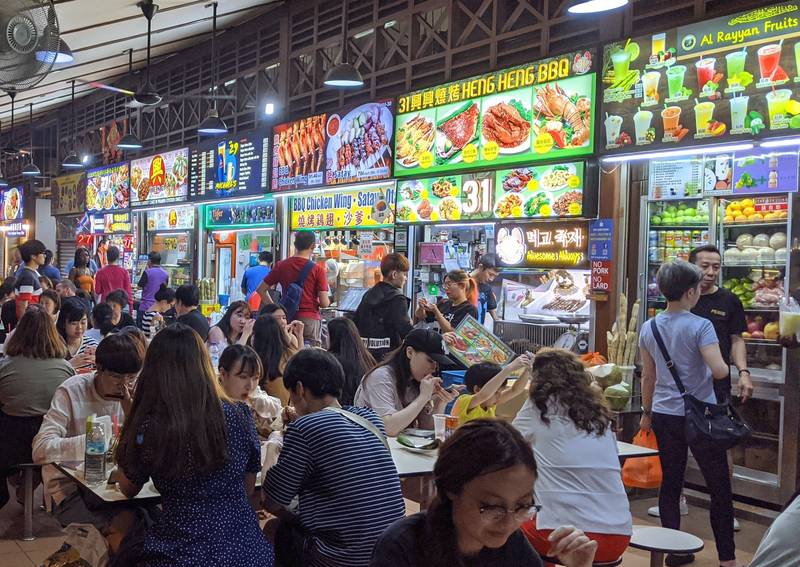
[466,277,478,307]
[444,270,478,306]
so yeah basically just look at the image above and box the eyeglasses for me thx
[478,502,541,525]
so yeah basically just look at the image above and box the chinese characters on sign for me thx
[51,173,87,215]
[131,148,189,206]
[290,184,396,230]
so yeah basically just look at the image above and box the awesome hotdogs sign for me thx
[601,3,800,154]
[394,50,597,177]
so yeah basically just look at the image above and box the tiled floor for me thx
[0,486,769,566]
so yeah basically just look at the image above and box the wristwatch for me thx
[738,369,751,377]
[640,406,652,417]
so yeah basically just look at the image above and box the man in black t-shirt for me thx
[470,253,500,326]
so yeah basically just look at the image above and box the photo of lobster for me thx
[533,82,592,148]
[276,114,327,178]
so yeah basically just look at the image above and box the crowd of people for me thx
[0,234,794,567]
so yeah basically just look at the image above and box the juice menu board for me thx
[0,186,22,221]
[272,100,395,191]
[290,184,395,230]
[189,130,269,201]
[601,2,800,154]
[395,162,586,223]
[131,148,189,207]
[496,220,590,269]
[732,149,799,194]
[86,162,130,213]
[394,50,596,177]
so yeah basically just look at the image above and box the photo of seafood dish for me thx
[417,199,433,220]
[495,193,523,218]
[396,114,434,167]
[496,226,526,265]
[3,187,20,221]
[326,102,393,184]
[449,336,468,352]
[541,164,575,190]
[501,168,536,192]
[553,191,583,216]
[436,102,479,163]
[431,177,457,198]
[399,180,424,201]
[481,97,531,153]
[532,80,592,148]
[438,197,460,220]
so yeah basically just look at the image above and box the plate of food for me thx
[397,203,414,222]
[396,433,439,452]
[399,180,424,201]
[438,197,460,220]
[416,199,433,220]
[540,164,576,191]
[436,102,480,164]
[524,193,552,217]
[396,114,435,168]
[494,193,523,218]
[552,191,583,216]
[480,95,532,154]
[431,177,458,198]
[501,168,536,193]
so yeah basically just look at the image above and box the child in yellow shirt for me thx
[452,353,533,425]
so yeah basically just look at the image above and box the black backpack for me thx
[278,261,316,321]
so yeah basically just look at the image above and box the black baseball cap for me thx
[403,328,454,366]
[477,253,498,269]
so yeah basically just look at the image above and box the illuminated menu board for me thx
[394,50,596,177]
[86,162,130,212]
[189,130,269,201]
[601,2,800,154]
[131,148,189,207]
[0,186,23,222]
[496,220,590,269]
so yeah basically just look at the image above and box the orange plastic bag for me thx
[621,429,662,489]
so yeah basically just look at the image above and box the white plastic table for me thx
[616,440,659,461]
[630,525,704,567]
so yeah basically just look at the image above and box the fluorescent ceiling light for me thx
[22,162,40,177]
[568,0,629,14]
[761,137,800,148]
[62,152,83,169]
[602,143,754,163]
[354,29,374,39]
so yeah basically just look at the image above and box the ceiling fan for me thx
[77,0,233,108]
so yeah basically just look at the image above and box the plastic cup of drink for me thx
[758,44,782,80]
[433,414,447,441]
[730,96,749,131]
[666,65,686,98]
[661,106,681,134]
[766,89,792,127]
[652,33,666,57]
[634,110,653,143]
[779,311,800,338]
[695,58,716,90]
[605,114,623,143]
[694,101,715,133]
[643,71,661,104]
[611,50,631,81]
[445,415,459,437]
[726,51,747,79]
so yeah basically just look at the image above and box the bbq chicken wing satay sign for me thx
[394,50,596,176]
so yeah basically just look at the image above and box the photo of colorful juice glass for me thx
[634,110,653,144]
[611,50,632,81]
[766,89,792,128]
[652,33,666,57]
[695,58,716,90]
[758,44,782,80]
[725,51,747,80]
[643,71,661,104]
[605,115,623,144]
[666,65,686,98]
[661,106,681,134]
[729,96,749,131]
[694,101,715,134]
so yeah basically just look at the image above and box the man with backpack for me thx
[257,232,329,346]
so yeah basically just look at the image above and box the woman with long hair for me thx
[140,284,175,338]
[354,328,457,437]
[218,344,281,437]
[414,269,478,333]
[512,348,631,564]
[207,300,254,347]
[57,297,98,374]
[0,305,74,510]
[259,304,304,349]
[248,314,298,406]
[115,324,274,566]
[370,419,596,567]
[327,317,376,405]
[69,247,94,295]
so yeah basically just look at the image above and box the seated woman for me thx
[115,324,274,567]
[85,302,115,343]
[106,289,135,331]
[327,317,376,405]
[140,284,175,338]
[370,419,597,567]
[219,344,281,437]
[354,328,456,437]
[57,297,98,374]
[259,304,304,350]
[40,289,61,320]
[512,348,631,564]
[207,300,255,348]
[0,305,74,510]
[249,314,299,406]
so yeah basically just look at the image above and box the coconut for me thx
[589,363,623,390]
[736,233,754,250]
[752,233,771,248]
[604,383,632,411]
[769,232,787,250]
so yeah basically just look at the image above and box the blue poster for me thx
[589,219,613,261]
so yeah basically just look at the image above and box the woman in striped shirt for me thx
[140,284,175,339]
[57,298,98,374]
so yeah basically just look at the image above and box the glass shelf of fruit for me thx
[722,197,789,225]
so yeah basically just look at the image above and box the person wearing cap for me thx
[354,328,457,437]
[470,253,500,326]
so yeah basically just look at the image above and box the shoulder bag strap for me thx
[649,318,687,395]
[295,260,316,287]
[323,407,390,450]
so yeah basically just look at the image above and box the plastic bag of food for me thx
[622,429,662,489]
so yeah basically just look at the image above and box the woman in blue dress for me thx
[116,324,274,566]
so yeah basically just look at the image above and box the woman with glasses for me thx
[370,419,597,567]
[414,269,478,334]
[512,348,631,565]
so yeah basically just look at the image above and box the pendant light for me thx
[22,104,41,177]
[62,81,83,169]
[567,0,628,14]
[117,50,143,150]
[3,90,18,155]
[197,2,228,135]
[36,39,74,64]
[323,0,364,88]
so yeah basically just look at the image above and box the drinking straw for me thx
[695,98,699,106]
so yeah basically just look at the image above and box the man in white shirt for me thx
[32,332,144,529]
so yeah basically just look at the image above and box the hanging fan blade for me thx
[74,78,135,97]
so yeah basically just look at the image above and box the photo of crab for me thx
[480,89,533,154]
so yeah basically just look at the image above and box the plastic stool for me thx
[541,556,622,566]
[629,525,704,567]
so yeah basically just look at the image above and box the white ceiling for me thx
[0,0,281,127]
